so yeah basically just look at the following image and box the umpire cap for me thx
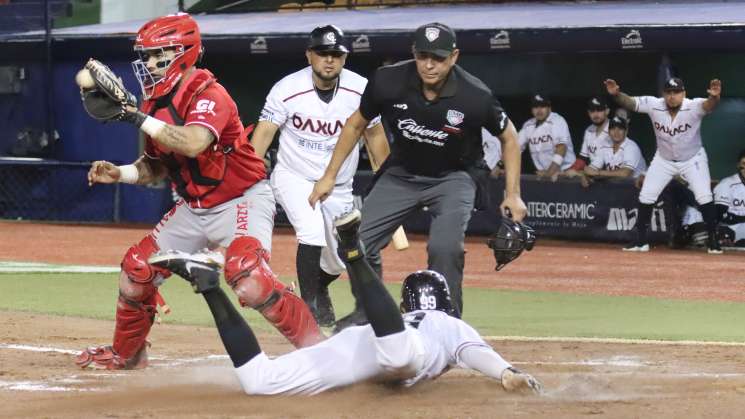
[413,22,457,58]
[308,25,349,53]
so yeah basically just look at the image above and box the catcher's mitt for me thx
[80,59,141,124]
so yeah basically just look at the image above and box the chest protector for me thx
[142,69,251,203]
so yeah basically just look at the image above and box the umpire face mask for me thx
[487,218,536,271]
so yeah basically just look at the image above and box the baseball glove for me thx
[80,59,141,124]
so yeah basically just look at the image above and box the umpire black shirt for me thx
[359,60,509,177]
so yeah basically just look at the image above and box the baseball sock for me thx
[636,203,654,244]
[296,244,322,306]
[699,201,718,236]
[202,288,261,368]
[345,257,404,337]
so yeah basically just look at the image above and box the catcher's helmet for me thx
[400,270,458,317]
[308,25,349,53]
[487,218,536,271]
[132,13,203,100]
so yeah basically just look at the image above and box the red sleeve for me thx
[183,86,232,139]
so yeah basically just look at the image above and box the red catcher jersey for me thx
[143,70,265,208]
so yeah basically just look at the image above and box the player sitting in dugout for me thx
[582,115,647,187]
[147,210,542,396]
[518,94,577,182]
[713,149,745,247]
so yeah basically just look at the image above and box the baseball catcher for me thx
[75,13,323,371]
[148,209,543,396]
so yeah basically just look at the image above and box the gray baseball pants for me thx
[359,165,476,313]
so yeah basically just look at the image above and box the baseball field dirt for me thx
[1,221,745,418]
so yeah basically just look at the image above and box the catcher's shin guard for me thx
[225,236,324,348]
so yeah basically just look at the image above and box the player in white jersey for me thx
[580,96,612,166]
[518,94,576,181]
[605,76,722,254]
[714,150,745,247]
[149,210,542,397]
[251,26,388,326]
[584,116,647,182]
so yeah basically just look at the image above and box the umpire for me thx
[309,22,526,328]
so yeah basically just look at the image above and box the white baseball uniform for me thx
[518,112,576,171]
[234,310,510,395]
[580,120,611,162]
[589,137,647,179]
[481,128,502,170]
[260,66,380,275]
[634,96,713,205]
[714,173,745,241]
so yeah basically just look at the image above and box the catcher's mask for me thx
[132,12,203,100]
[400,270,459,317]
[487,218,536,271]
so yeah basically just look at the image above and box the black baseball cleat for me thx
[334,209,364,262]
[332,307,368,334]
[148,250,224,293]
[707,234,723,255]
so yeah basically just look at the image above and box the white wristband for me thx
[551,153,564,166]
[140,115,166,138]
[118,164,139,184]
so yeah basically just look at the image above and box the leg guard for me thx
[225,236,324,348]
[114,235,169,359]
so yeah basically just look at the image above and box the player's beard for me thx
[313,68,341,84]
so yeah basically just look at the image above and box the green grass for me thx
[2,273,745,342]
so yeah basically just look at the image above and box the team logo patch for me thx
[325,32,336,44]
[425,27,440,42]
[446,109,464,126]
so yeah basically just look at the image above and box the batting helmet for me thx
[132,13,203,100]
[487,218,536,271]
[308,25,349,53]
[400,270,458,317]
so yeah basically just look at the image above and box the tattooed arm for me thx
[604,79,637,111]
[150,125,214,158]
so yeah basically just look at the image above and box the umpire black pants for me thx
[359,166,476,313]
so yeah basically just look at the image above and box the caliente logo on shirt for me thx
[397,118,449,145]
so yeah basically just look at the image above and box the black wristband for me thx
[121,110,147,127]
